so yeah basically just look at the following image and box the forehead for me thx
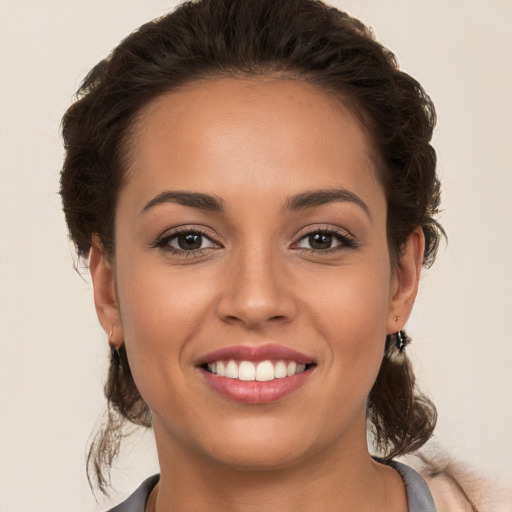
[122,77,383,212]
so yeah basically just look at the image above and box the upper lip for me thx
[196,344,316,366]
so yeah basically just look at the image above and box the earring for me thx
[386,330,410,364]
[108,327,121,364]
[395,330,408,352]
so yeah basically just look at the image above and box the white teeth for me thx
[238,361,256,381]
[207,359,310,381]
[286,361,297,377]
[256,360,274,381]
[216,361,226,377]
[225,360,239,379]
[274,361,287,378]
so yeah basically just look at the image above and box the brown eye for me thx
[176,233,203,250]
[162,230,217,252]
[297,231,343,251]
[309,233,334,250]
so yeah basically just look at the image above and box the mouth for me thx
[196,344,316,404]
[202,359,314,382]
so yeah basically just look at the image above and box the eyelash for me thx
[291,226,357,253]
[154,227,221,257]
[154,226,357,256]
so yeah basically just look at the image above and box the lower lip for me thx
[200,368,313,404]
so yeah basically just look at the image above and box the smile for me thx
[206,359,308,381]
[197,345,316,404]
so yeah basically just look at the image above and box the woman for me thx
[59,0,501,510]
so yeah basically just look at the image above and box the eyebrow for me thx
[283,188,371,218]
[141,191,226,215]
[140,187,370,218]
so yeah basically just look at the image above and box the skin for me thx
[89,77,424,511]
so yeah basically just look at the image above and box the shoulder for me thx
[389,461,437,511]
[107,475,160,512]
[421,466,512,512]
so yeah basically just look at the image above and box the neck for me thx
[151,420,407,512]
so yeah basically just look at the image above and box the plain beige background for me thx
[0,1,511,511]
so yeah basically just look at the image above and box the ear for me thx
[89,236,123,348]
[386,226,425,334]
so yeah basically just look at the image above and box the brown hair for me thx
[60,0,444,494]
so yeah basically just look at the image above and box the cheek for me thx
[305,256,391,335]
[300,255,391,382]
[114,262,215,394]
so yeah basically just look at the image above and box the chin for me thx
[165,414,308,471]
[193,415,336,473]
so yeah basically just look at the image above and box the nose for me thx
[216,246,297,330]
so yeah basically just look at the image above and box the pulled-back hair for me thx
[60,0,444,494]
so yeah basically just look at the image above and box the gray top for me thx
[108,474,160,512]
[108,462,437,511]
[391,461,437,512]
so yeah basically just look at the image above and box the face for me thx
[92,77,420,472]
